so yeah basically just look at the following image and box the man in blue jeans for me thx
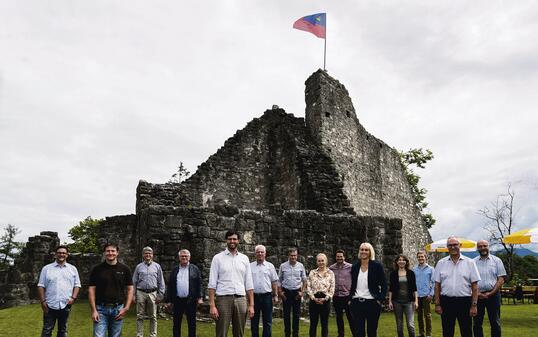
[473,240,506,337]
[38,245,81,337]
[88,243,134,337]
[250,245,279,337]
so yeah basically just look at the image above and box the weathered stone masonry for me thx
[1,70,430,307]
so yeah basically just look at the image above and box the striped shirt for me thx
[132,261,166,295]
[473,254,506,292]
[278,261,307,290]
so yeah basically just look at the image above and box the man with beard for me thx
[433,236,480,337]
[329,249,354,337]
[472,240,506,337]
[208,230,254,337]
[89,243,134,337]
[38,245,81,337]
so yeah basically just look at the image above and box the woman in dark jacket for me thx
[388,254,418,337]
[349,242,387,337]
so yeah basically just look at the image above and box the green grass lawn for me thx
[1,301,537,336]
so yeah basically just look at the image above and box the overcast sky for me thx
[1,1,537,251]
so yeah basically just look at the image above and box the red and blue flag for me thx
[293,13,326,39]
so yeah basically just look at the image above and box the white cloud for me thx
[1,1,537,249]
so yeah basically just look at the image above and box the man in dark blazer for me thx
[166,249,203,337]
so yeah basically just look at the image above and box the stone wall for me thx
[304,70,431,258]
[0,231,59,308]
[136,203,403,289]
[137,109,353,215]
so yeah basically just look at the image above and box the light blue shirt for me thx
[176,264,190,298]
[413,263,435,297]
[37,261,81,310]
[251,260,279,294]
[278,261,307,290]
[473,254,507,292]
[208,249,254,296]
[132,260,166,295]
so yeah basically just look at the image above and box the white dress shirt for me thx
[208,248,254,296]
[37,261,81,310]
[250,260,278,294]
[434,255,481,297]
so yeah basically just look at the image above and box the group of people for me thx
[37,231,506,337]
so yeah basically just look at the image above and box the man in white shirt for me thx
[250,245,279,337]
[208,230,254,337]
[37,245,81,337]
[433,236,481,337]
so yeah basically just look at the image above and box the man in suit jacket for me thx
[166,249,203,337]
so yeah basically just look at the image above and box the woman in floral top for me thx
[307,253,335,337]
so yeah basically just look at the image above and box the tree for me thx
[0,224,24,267]
[168,161,191,184]
[399,148,436,228]
[67,216,103,254]
[479,184,517,279]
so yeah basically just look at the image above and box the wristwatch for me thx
[471,302,477,306]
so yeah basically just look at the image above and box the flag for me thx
[293,13,326,39]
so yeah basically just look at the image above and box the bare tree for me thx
[478,184,516,279]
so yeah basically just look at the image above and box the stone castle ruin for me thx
[1,70,431,308]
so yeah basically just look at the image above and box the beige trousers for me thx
[136,290,158,337]
[215,295,248,337]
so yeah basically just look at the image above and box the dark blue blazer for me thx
[349,260,387,301]
[166,263,203,302]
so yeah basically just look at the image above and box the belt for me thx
[352,297,375,302]
[137,288,157,293]
[217,294,245,298]
[254,292,272,296]
[98,303,122,307]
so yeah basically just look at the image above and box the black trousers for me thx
[440,296,472,337]
[282,288,301,337]
[309,300,330,337]
[350,298,381,337]
[41,306,70,337]
[333,296,355,337]
[173,297,197,337]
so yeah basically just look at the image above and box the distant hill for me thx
[461,248,538,259]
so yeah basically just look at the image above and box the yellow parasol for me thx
[425,238,477,253]
[502,227,538,244]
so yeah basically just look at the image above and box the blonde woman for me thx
[349,242,387,337]
[307,253,335,337]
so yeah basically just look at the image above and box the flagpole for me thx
[323,17,327,70]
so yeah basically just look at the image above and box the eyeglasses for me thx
[447,244,459,247]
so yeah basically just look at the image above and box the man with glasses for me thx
[250,245,279,337]
[38,245,81,337]
[166,249,203,337]
[473,240,506,337]
[132,246,165,337]
[433,236,481,337]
